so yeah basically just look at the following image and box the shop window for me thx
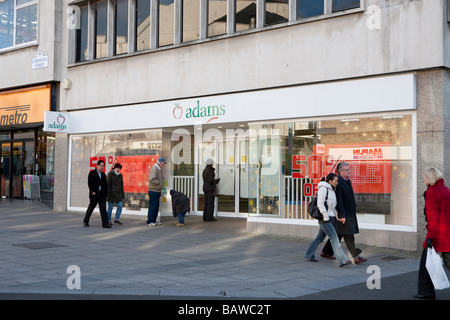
[265,0,288,27]
[115,0,129,55]
[136,0,151,51]
[70,131,162,209]
[250,114,414,227]
[37,130,55,194]
[95,1,108,59]
[0,0,37,51]
[75,6,88,62]
[183,0,200,42]
[297,0,324,19]
[159,0,175,47]
[332,0,360,13]
[208,0,227,37]
[236,0,257,31]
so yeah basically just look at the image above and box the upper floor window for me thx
[70,0,363,64]
[0,0,38,51]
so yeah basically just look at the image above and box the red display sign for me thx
[292,143,391,196]
[90,155,159,193]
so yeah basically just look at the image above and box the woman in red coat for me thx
[415,167,450,299]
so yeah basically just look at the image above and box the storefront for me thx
[66,74,416,245]
[0,84,56,206]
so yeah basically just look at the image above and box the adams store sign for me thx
[0,85,51,128]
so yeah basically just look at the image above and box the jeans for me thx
[107,201,123,221]
[305,217,350,265]
[177,211,187,224]
[147,191,161,224]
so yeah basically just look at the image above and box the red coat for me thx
[423,179,450,252]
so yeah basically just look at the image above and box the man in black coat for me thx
[83,159,111,228]
[321,162,367,264]
[202,159,220,221]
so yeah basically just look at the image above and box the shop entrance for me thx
[1,139,35,199]
[197,135,249,216]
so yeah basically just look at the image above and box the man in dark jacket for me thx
[321,162,367,264]
[107,163,125,225]
[83,159,111,228]
[170,189,190,226]
[202,159,220,221]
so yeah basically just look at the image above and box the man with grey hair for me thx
[147,157,166,226]
[321,162,367,264]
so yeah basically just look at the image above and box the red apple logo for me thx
[57,113,65,125]
[173,104,183,119]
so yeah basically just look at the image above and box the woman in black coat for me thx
[107,163,125,225]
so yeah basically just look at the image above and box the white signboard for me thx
[32,52,49,70]
[44,111,70,133]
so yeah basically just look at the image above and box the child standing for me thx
[170,189,190,226]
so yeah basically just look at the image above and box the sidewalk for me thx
[0,199,446,300]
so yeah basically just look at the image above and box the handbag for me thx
[307,189,328,220]
[426,247,450,290]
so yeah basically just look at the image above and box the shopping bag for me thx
[426,247,450,290]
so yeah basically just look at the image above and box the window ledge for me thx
[0,42,39,55]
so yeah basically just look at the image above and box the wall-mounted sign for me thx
[44,111,70,133]
[32,52,49,70]
[0,84,51,128]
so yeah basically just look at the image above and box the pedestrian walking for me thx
[83,159,110,228]
[202,159,220,221]
[147,157,166,226]
[107,163,125,225]
[305,173,352,267]
[415,167,450,300]
[170,189,190,227]
[321,162,367,264]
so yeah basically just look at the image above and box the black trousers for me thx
[418,248,436,298]
[83,195,109,227]
[322,234,362,258]
[203,191,215,221]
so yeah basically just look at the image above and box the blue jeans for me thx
[177,211,187,224]
[304,217,350,265]
[147,191,161,224]
[107,201,123,221]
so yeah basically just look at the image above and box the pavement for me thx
[0,199,449,301]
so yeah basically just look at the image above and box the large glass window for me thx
[297,0,324,19]
[0,0,37,50]
[236,0,256,32]
[115,0,129,55]
[75,6,88,62]
[208,0,227,37]
[333,0,360,12]
[95,1,108,59]
[159,0,174,47]
[249,114,414,227]
[265,0,288,26]
[70,131,162,209]
[136,0,151,51]
[183,0,200,42]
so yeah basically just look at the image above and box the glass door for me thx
[1,142,11,198]
[10,140,35,198]
[11,141,23,197]
[196,136,249,215]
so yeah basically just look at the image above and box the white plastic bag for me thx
[426,247,450,290]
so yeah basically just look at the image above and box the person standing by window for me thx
[107,163,125,226]
[83,160,110,228]
[147,158,166,226]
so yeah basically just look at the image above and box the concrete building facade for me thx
[49,0,450,252]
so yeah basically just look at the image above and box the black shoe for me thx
[84,222,89,227]
[102,224,112,228]
[414,294,435,300]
